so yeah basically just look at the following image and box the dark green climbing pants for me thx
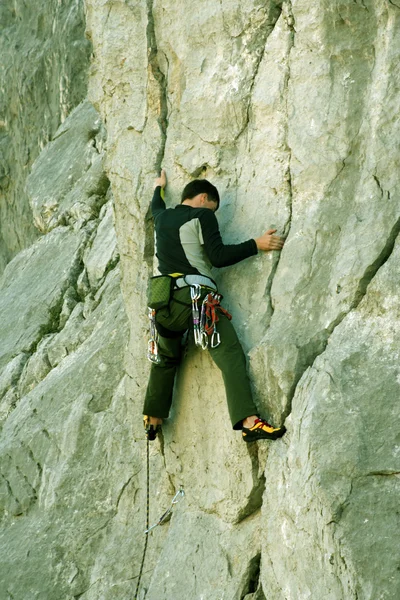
[143,287,258,429]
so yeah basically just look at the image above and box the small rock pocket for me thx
[147,275,175,310]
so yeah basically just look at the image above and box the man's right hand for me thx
[255,229,285,252]
[154,169,167,189]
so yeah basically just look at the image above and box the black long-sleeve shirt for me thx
[151,186,257,278]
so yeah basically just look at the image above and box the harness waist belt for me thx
[175,274,217,291]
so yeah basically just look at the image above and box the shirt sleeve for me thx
[151,186,166,217]
[199,209,258,268]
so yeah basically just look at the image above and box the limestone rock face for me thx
[0,226,87,373]
[0,100,130,599]
[262,239,400,599]
[1,0,400,599]
[84,0,400,598]
[0,0,91,270]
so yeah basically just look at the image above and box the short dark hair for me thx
[181,179,220,210]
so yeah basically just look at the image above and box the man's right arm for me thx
[151,169,167,218]
[254,229,285,251]
[151,186,166,218]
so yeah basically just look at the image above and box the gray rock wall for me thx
[85,0,400,599]
[0,102,130,599]
[0,0,91,271]
[0,0,399,599]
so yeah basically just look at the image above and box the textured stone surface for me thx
[0,0,400,598]
[0,227,86,373]
[146,511,262,600]
[251,0,400,426]
[262,239,400,599]
[26,100,109,233]
[0,0,91,271]
[0,98,130,599]
[84,199,119,290]
[85,0,400,598]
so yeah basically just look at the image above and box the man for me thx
[143,169,286,442]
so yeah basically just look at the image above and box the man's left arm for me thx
[200,210,285,267]
[199,210,258,268]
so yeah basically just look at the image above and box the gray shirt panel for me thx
[179,218,214,279]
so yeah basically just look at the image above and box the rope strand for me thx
[133,437,150,600]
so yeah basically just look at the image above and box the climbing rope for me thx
[133,437,150,600]
[133,436,185,599]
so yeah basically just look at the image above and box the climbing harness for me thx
[175,274,217,291]
[147,283,232,362]
[191,289,232,349]
[133,434,185,599]
[147,308,161,364]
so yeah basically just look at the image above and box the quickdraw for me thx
[134,438,185,600]
[148,287,233,359]
[145,486,185,533]
[191,288,232,349]
[190,284,208,349]
[147,308,161,364]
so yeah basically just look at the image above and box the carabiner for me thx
[190,284,201,302]
[211,329,221,348]
[200,332,208,350]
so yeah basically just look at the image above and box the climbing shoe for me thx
[242,418,286,442]
[143,416,161,441]
[145,424,161,441]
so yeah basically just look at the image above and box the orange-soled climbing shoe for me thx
[242,418,286,442]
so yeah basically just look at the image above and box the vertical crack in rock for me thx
[143,208,155,272]
[0,226,105,424]
[373,173,384,197]
[265,1,295,320]
[286,213,400,409]
[155,430,178,512]
[115,473,138,510]
[144,0,169,270]
[240,552,263,599]
[26,253,86,355]
[237,444,266,523]
[235,2,284,141]
[146,0,168,170]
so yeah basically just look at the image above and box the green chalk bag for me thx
[147,275,175,310]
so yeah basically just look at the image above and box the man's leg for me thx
[143,333,183,420]
[208,313,258,429]
[208,313,286,440]
[143,287,193,433]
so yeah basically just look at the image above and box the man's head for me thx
[181,179,220,212]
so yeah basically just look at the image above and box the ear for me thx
[201,193,208,204]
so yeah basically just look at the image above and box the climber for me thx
[143,169,286,443]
